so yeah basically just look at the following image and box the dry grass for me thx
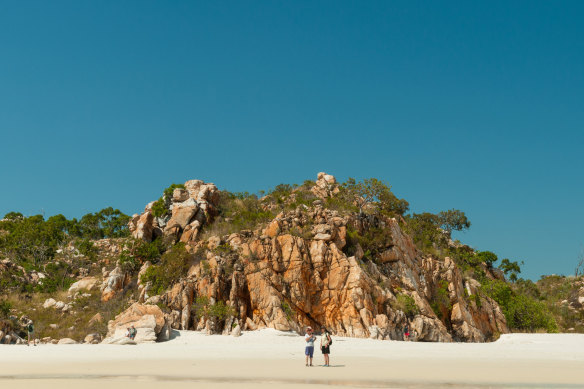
[6,288,137,342]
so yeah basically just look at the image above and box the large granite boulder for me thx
[102,303,169,344]
[69,276,99,295]
[101,263,130,302]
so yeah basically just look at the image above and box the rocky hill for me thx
[122,173,507,342]
[4,172,565,345]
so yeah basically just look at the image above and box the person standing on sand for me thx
[304,326,316,366]
[27,320,36,346]
[320,329,332,366]
[128,325,137,340]
[403,323,410,341]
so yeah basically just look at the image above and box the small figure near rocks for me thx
[320,328,332,367]
[304,326,316,367]
[403,323,410,341]
[27,321,37,346]
[126,325,137,340]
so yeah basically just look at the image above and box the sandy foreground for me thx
[1,330,583,389]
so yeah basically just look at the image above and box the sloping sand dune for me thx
[1,330,583,388]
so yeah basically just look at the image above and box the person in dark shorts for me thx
[320,329,332,366]
[304,326,316,366]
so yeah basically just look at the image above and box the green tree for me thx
[437,209,471,234]
[477,251,498,269]
[3,212,23,220]
[72,208,130,239]
[500,258,522,282]
[403,213,443,251]
[0,214,65,266]
[343,178,409,217]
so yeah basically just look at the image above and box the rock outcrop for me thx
[126,173,508,342]
[102,303,169,344]
[311,172,340,199]
[101,262,130,302]
[0,258,45,287]
[69,276,99,295]
[128,180,220,244]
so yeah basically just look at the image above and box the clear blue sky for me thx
[1,1,582,280]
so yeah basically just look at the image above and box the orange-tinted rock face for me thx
[161,209,507,341]
[130,174,508,342]
[101,264,130,302]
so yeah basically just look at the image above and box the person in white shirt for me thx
[304,326,316,366]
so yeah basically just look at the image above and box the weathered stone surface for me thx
[130,212,154,242]
[69,277,99,294]
[162,280,194,330]
[88,313,103,326]
[103,303,167,344]
[84,333,102,344]
[101,263,130,302]
[311,172,340,198]
[264,219,280,238]
[101,337,137,345]
[43,298,57,308]
[172,188,189,202]
[166,199,199,231]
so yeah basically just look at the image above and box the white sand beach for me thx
[1,330,583,388]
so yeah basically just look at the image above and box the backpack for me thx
[328,335,332,345]
[27,324,34,333]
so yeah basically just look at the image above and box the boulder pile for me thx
[129,180,220,244]
[101,303,170,344]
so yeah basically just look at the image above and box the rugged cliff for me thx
[124,173,508,342]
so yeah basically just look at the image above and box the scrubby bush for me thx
[193,296,237,327]
[76,238,98,261]
[344,226,392,263]
[268,184,295,205]
[202,191,274,237]
[140,243,193,295]
[403,213,443,252]
[430,280,451,321]
[35,262,76,293]
[281,301,293,320]
[119,237,168,272]
[343,177,409,217]
[504,294,558,333]
[482,279,558,333]
[0,300,12,318]
[394,294,419,318]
